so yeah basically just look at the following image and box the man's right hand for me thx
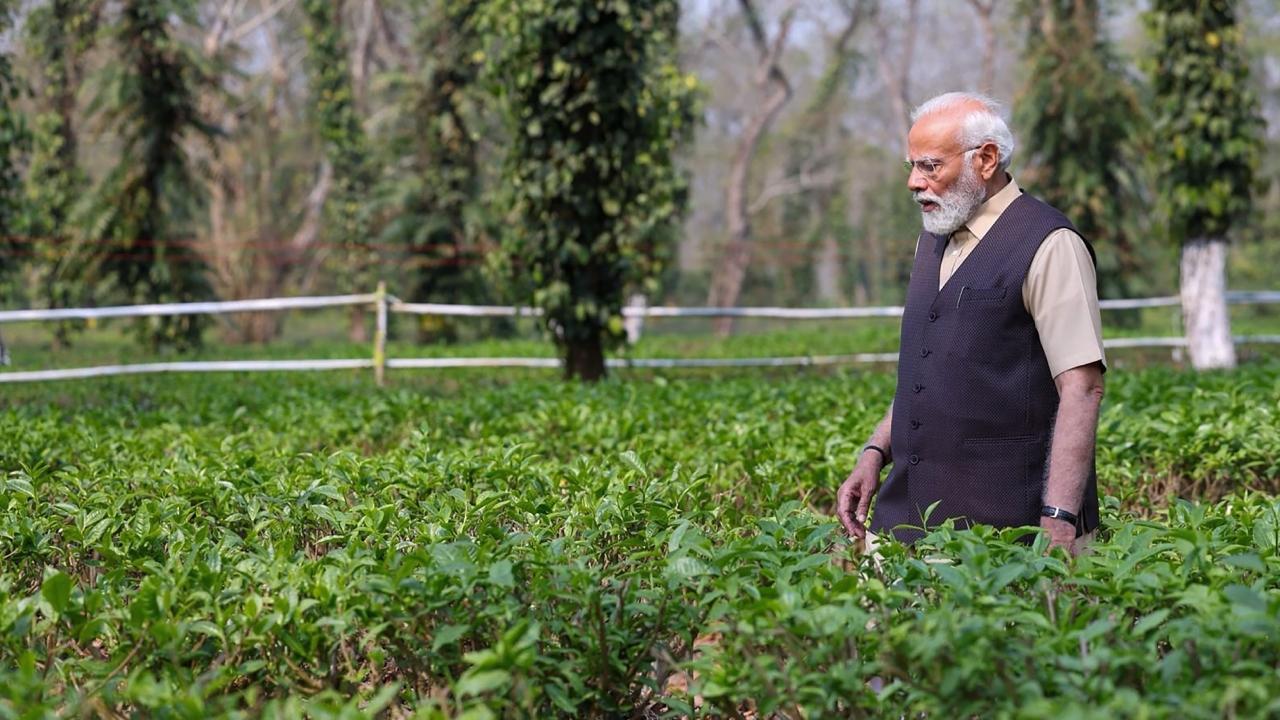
[837,452,883,540]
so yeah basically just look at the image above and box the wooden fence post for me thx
[374,282,388,386]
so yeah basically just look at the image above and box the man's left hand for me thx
[1040,515,1077,555]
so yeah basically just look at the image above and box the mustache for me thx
[914,191,942,206]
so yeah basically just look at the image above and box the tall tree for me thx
[481,0,696,382]
[1147,0,1264,369]
[871,0,920,149]
[781,0,869,306]
[705,0,796,337]
[21,0,101,341]
[196,0,333,344]
[0,0,26,281]
[82,0,211,350]
[1017,0,1148,302]
[374,0,494,341]
[302,0,376,342]
[0,0,23,366]
[966,0,998,93]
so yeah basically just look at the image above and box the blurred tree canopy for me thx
[1147,0,1264,369]
[371,1,498,342]
[1016,0,1151,302]
[478,0,697,380]
[80,0,212,350]
[1148,0,1263,243]
[0,0,25,281]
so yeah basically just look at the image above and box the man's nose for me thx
[907,166,928,193]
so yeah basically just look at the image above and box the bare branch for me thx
[759,3,797,76]
[872,0,919,147]
[737,0,770,55]
[351,0,377,109]
[291,161,334,257]
[834,0,870,54]
[748,167,843,216]
[227,0,293,48]
[203,0,246,56]
[373,1,414,73]
[707,0,800,334]
[966,0,997,92]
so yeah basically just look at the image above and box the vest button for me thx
[913,383,924,393]
[909,454,920,465]
[928,311,938,322]
[910,419,921,429]
[920,347,931,358]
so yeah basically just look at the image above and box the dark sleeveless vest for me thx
[869,192,1100,544]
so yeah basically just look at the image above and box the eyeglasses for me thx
[903,145,983,179]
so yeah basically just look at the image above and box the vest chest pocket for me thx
[956,286,1007,304]
[949,286,1015,361]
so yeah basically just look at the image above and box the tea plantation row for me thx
[1,363,1278,718]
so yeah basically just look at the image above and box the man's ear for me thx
[976,142,1000,181]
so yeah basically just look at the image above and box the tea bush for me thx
[1,361,1278,718]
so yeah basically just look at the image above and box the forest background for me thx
[0,0,1276,363]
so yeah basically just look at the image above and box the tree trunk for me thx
[706,2,795,337]
[967,0,996,93]
[238,311,283,344]
[872,0,920,148]
[1180,237,1236,370]
[813,228,842,304]
[348,306,368,343]
[564,335,605,382]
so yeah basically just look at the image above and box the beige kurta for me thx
[934,178,1106,378]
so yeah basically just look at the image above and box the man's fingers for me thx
[855,490,872,525]
[836,479,863,538]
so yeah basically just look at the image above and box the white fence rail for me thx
[0,294,377,323]
[1,286,1278,384]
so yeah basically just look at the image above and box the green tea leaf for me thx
[1133,609,1170,636]
[456,669,512,696]
[41,572,73,614]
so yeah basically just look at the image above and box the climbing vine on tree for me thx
[82,0,211,350]
[0,0,27,285]
[1016,0,1149,303]
[21,0,100,340]
[301,0,375,336]
[1147,0,1263,369]
[479,0,697,381]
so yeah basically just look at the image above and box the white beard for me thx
[914,162,987,236]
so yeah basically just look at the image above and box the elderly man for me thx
[837,92,1106,554]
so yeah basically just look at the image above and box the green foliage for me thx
[17,0,100,340]
[302,0,376,295]
[1017,0,1154,301]
[0,0,28,280]
[1146,0,1264,243]
[373,1,496,330]
[478,0,697,379]
[81,0,212,350]
[0,362,1279,715]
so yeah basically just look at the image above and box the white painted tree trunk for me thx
[1180,237,1236,370]
[624,293,647,344]
[812,231,843,305]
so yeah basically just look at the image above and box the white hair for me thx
[910,92,1016,172]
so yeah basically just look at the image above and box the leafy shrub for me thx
[1,361,1278,717]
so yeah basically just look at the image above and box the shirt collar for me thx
[962,175,1020,240]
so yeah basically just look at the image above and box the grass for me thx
[3,301,1279,373]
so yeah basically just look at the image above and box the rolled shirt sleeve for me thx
[1022,228,1107,378]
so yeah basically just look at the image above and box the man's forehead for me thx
[907,110,967,156]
